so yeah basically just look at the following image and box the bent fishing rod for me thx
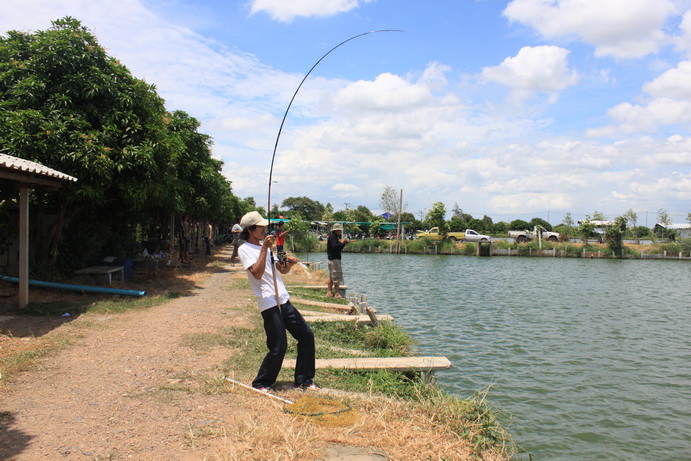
[265,30,403,309]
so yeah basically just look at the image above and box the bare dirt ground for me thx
[0,245,482,460]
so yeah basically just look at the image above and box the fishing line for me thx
[266,29,404,221]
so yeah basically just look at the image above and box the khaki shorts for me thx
[328,259,344,284]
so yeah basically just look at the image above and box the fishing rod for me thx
[265,29,403,309]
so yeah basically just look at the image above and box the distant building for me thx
[653,223,691,240]
[577,220,615,237]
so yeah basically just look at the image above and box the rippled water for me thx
[299,252,691,459]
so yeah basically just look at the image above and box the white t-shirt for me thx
[238,241,289,312]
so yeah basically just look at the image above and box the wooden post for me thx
[18,187,29,308]
[348,293,359,315]
[365,306,379,326]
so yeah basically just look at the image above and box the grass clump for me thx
[415,384,516,458]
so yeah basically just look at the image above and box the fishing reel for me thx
[277,250,288,267]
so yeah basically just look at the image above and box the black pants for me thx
[252,301,315,388]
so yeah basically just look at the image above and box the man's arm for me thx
[247,235,275,279]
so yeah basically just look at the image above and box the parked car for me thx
[416,227,491,242]
[508,226,560,243]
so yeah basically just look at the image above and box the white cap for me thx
[240,211,269,228]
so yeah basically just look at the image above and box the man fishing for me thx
[326,223,349,298]
[237,211,317,391]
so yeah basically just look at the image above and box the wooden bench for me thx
[297,285,348,298]
[290,298,353,313]
[74,265,125,285]
[283,356,452,383]
[302,314,394,325]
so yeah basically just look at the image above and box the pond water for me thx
[298,252,691,459]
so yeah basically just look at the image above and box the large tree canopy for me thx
[0,17,238,273]
[281,196,326,221]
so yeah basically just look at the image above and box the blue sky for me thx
[3,0,691,226]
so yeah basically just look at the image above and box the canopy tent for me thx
[0,154,77,308]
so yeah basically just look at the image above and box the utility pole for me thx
[396,189,403,253]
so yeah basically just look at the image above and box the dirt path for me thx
[0,246,364,460]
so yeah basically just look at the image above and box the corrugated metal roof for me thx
[0,153,77,182]
[656,223,691,230]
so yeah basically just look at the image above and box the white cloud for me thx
[592,60,691,135]
[249,0,370,22]
[479,46,578,102]
[643,60,691,99]
[333,73,435,112]
[504,0,677,59]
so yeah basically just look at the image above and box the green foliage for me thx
[343,238,388,253]
[529,217,552,232]
[283,213,318,253]
[363,321,414,355]
[0,18,238,272]
[554,223,577,239]
[310,320,413,356]
[508,219,530,231]
[628,225,652,241]
[425,202,447,234]
[368,217,387,239]
[462,242,477,255]
[348,205,374,223]
[493,221,509,235]
[578,216,596,243]
[650,242,682,255]
[281,196,325,221]
[605,216,627,258]
[681,239,691,256]
[406,237,439,254]
[416,386,515,458]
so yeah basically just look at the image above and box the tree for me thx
[657,208,671,226]
[425,202,447,235]
[579,216,595,244]
[623,209,639,243]
[481,215,494,234]
[623,209,638,228]
[529,218,552,232]
[508,219,531,231]
[348,205,374,223]
[451,203,464,218]
[321,203,334,222]
[0,18,237,272]
[283,212,317,253]
[368,217,387,238]
[380,185,406,220]
[593,211,607,221]
[605,216,627,258]
[494,221,509,235]
[281,196,325,221]
[562,212,575,228]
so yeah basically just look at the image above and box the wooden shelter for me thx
[0,154,77,308]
